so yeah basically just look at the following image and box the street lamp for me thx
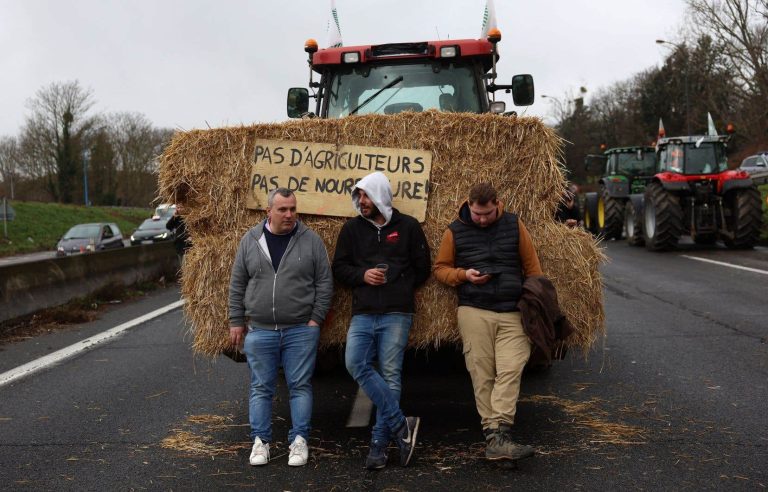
[82,149,91,207]
[656,39,691,135]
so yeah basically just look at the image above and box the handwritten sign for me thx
[247,139,433,221]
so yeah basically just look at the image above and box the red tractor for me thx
[285,32,534,119]
[624,120,763,250]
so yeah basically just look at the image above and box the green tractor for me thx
[582,146,657,241]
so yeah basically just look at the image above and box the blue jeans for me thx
[345,313,412,443]
[244,324,320,443]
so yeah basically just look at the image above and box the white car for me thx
[153,203,176,220]
[740,152,768,175]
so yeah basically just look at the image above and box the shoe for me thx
[288,435,309,466]
[485,427,534,461]
[395,416,420,467]
[249,437,270,466]
[365,440,389,470]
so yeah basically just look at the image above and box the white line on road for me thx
[0,300,185,388]
[346,386,373,428]
[681,255,768,276]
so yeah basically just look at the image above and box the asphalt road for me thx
[0,241,766,491]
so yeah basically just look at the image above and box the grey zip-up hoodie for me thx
[228,220,333,330]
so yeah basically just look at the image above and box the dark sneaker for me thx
[365,440,388,470]
[485,428,534,461]
[395,416,421,466]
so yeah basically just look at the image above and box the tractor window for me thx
[616,152,656,176]
[326,62,482,118]
[664,145,684,173]
[684,143,728,174]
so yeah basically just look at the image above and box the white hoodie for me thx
[352,171,394,227]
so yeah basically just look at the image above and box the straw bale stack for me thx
[159,112,605,357]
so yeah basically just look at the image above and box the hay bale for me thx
[159,112,605,357]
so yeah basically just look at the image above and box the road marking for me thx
[0,300,185,388]
[346,386,373,428]
[681,255,768,276]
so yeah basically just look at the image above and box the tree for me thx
[0,136,19,199]
[87,127,118,205]
[19,81,96,202]
[107,112,174,206]
[687,0,768,139]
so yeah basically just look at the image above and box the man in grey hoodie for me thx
[228,188,333,467]
[333,172,431,469]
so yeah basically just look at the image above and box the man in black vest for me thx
[433,183,542,462]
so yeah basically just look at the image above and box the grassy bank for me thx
[0,201,152,257]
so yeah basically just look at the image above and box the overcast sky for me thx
[0,0,689,136]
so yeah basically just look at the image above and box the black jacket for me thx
[332,209,431,315]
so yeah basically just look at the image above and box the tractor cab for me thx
[656,136,730,176]
[287,31,535,119]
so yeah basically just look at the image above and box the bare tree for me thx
[107,112,174,206]
[0,136,19,199]
[19,80,97,202]
[687,0,768,138]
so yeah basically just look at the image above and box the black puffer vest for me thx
[448,205,523,312]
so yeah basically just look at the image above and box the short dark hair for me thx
[468,183,498,205]
[267,187,294,207]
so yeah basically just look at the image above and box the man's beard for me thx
[362,204,382,220]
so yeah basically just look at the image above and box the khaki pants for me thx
[457,306,532,430]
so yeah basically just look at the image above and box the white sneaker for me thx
[288,435,309,466]
[249,437,270,466]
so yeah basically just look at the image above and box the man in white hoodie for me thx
[332,172,431,469]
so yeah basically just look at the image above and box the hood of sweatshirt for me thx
[352,171,393,226]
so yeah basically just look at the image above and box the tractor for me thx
[624,118,763,250]
[285,31,534,120]
[582,146,656,240]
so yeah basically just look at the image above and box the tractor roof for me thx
[656,135,730,149]
[311,38,496,73]
[604,146,655,155]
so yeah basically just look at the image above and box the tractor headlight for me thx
[342,52,360,63]
[440,46,458,58]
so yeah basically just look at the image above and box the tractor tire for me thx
[600,190,625,240]
[583,192,599,235]
[624,201,644,246]
[643,182,683,251]
[723,187,763,249]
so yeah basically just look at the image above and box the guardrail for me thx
[0,243,179,324]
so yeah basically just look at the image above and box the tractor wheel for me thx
[600,190,625,240]
[624,201,644,246]
[643,182,683,251]
[723,187,763,249]
[583,192,599,235]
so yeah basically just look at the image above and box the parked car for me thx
[130,217,174,246]
[740,152,768,175]
[56,223,125,256]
